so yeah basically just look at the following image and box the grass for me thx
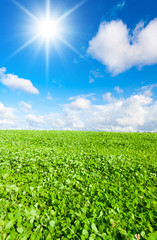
[0,130,157,239]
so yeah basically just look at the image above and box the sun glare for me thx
[38,19,59,40]
[9,0,86,77]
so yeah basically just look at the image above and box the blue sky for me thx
[0,0,157,131]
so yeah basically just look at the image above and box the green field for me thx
[0,131,157,240]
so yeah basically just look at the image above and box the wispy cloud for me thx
[46,92,53,101]
[89,69,104,83]
[104,0,125,19]
[89,78,95,84]
[116,1,125,10]
[19,101,32,112]
[137,83,157,97]
[69,93,95,101]
[114,86,123,94]
[90,69,104,78]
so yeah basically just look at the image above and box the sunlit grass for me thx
[0,131,156,239]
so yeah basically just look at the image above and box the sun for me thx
[38,19,59,40]
[9,0,86,77]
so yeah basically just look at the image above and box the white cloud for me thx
[26,114,44,124]
[88,18,157,74]
[62,108,85,130]
[132,21,145,42]
[89,69,104,83]
[116,95,152,127]
[107,0,125,18]
[19,101,32,112]
[102,92,116,102]
[0,67,39,94]
[90,69,104,79]
[114,86,123,94]
[25,97,90,130]
[26,114,44,129]
[68,97,91,110]
[26,111,85,130]
[69,93,95,101]
[140,84,157,97]
[86,94,157,132]
[24,86,157,132]
[0,86,157,132]
[0,102,16,128]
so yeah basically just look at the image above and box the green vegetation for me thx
[0,130,157,240]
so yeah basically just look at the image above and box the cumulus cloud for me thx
[0,87,156,131]
[88,18,157,74]
[26,114,44,124]
[26,113,73,130]
[102,92,116,102]
[0,102,16,128]
[68,97,91,110]
[87,94,157,132]
[26,114,45,130]
[24,87,157,132]
[0,67,39,94]
[26,110,85,131]
[25,97,90,130]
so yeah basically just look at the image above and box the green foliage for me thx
[0,130,157,239]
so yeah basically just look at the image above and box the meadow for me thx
[0,130,157,240]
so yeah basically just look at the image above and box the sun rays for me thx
[8,0,86,77]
